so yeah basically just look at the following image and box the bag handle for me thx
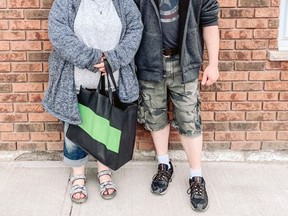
[96,60,118,104]
[97,60,118,91]
[104,59,118,91]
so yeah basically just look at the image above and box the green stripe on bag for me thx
[78,104,121,153]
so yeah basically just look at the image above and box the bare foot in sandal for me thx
[70,166,88,203]
[97,162,117,200]
[70,175,88,203]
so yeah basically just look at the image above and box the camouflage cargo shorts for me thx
[138,55,202,137]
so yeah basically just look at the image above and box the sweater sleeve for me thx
[48,0,101,71]
[200,0,220,27]
[103,0,143,72]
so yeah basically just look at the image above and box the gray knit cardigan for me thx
[42,0,143,125]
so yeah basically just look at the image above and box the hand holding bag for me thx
[66,60,138,170]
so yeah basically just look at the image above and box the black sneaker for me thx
[187,176,208,212]
[151,161,173,195]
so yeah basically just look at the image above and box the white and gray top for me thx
[74,0,122,91]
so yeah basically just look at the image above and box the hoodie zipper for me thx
[150,0,165,78]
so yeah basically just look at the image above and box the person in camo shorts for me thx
[134,0,220,212]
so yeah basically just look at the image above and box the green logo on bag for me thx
[78,104,121,153]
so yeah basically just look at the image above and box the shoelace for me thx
[152,170,172,182]
[187,181,205,196]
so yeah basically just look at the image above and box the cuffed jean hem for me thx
[63,155,89,167]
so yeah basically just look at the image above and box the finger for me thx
[94,64,104,69]
[201,74,207,85]
[98,68,106,73]
[206,78,216,86]
[94,62,105,68]
[98,65,106,71]
[206,80,213,86]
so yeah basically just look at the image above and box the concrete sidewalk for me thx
[0,160,287,216]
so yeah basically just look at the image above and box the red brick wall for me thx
[0,0,287,152]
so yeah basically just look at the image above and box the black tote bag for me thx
[66,61,137,170]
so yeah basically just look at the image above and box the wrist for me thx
[208,61,219,67]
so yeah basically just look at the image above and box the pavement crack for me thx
[69,205,73,216]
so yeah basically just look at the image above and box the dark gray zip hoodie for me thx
[134,0,219,83]
[42,0,143,125]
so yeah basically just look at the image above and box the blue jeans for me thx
[63,122,89,167]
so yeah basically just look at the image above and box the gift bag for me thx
[66,60,137,170]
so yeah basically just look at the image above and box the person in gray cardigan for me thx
[134,0,219,212]
[42,0,143,203]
